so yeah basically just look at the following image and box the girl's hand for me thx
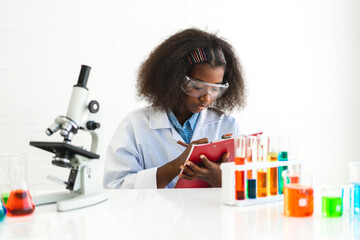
[179,152,230,187]
[156,138,208,188]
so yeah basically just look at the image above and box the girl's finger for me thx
[185,161,203,173]
[179,173,197,180]
[200,154,214,169]
[221,152,230,163]
[182,164,196,176]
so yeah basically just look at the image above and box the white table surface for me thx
[0,188,359,240]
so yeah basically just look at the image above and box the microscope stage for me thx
[30,141,99,159]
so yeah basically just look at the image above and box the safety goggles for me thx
[181,76,229,99]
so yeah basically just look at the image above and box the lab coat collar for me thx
[149,107,172,129]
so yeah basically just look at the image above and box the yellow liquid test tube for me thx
[257,136,267,197]
[268,152,278,195]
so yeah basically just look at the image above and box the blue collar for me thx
[167,111,199,130]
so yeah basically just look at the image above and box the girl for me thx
[103,28,246,189]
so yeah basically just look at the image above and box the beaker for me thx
[349,162,360,218]
[321,185,343,217]
[0,153,35,216]
[283,170,313,217]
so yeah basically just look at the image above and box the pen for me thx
[222,133,233,139]
[177,140,189,148]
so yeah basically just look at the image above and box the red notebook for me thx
[175,138,235,188]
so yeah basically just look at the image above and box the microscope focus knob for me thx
[88,100,99,113]
[86,121,101,130]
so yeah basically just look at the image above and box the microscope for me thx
[30,65,107,212]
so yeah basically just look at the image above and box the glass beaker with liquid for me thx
[0,153,35,217]
[283,170,313,217]
[321,185,343,217]
[349,161,360,218]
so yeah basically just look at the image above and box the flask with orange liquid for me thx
[283,169,313,217]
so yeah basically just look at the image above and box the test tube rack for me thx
[221,159,302,207]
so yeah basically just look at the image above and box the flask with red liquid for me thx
[0,153,35,216]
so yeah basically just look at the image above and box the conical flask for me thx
[0,153,35,216]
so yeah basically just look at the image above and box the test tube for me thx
[246,136,253,179]
[278,134,289,195]
[235,136,246,200]
[257,135,267,197]
[267,134,278,196]
[247,136,257,199]
[288,134,299,160]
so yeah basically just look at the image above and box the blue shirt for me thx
[167,111,199,144]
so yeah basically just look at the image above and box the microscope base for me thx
[57,191,108,212]
[33,190,108,212]
[33,191,76,206]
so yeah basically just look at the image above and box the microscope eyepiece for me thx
[75,65,91,89]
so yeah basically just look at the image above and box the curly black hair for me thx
[137,28,246,112]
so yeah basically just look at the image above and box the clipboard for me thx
[175,138,235,188]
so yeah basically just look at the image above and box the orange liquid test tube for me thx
[235,136,246,200]
[235,159,245,200]
[267,134,278,196]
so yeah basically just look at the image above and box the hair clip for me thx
[186,48,207,65]
[186,48,226,65]
[217,49,226,64]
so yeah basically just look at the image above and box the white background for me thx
[0,0,359,190]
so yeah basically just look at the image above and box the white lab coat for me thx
[103,106,241,189]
